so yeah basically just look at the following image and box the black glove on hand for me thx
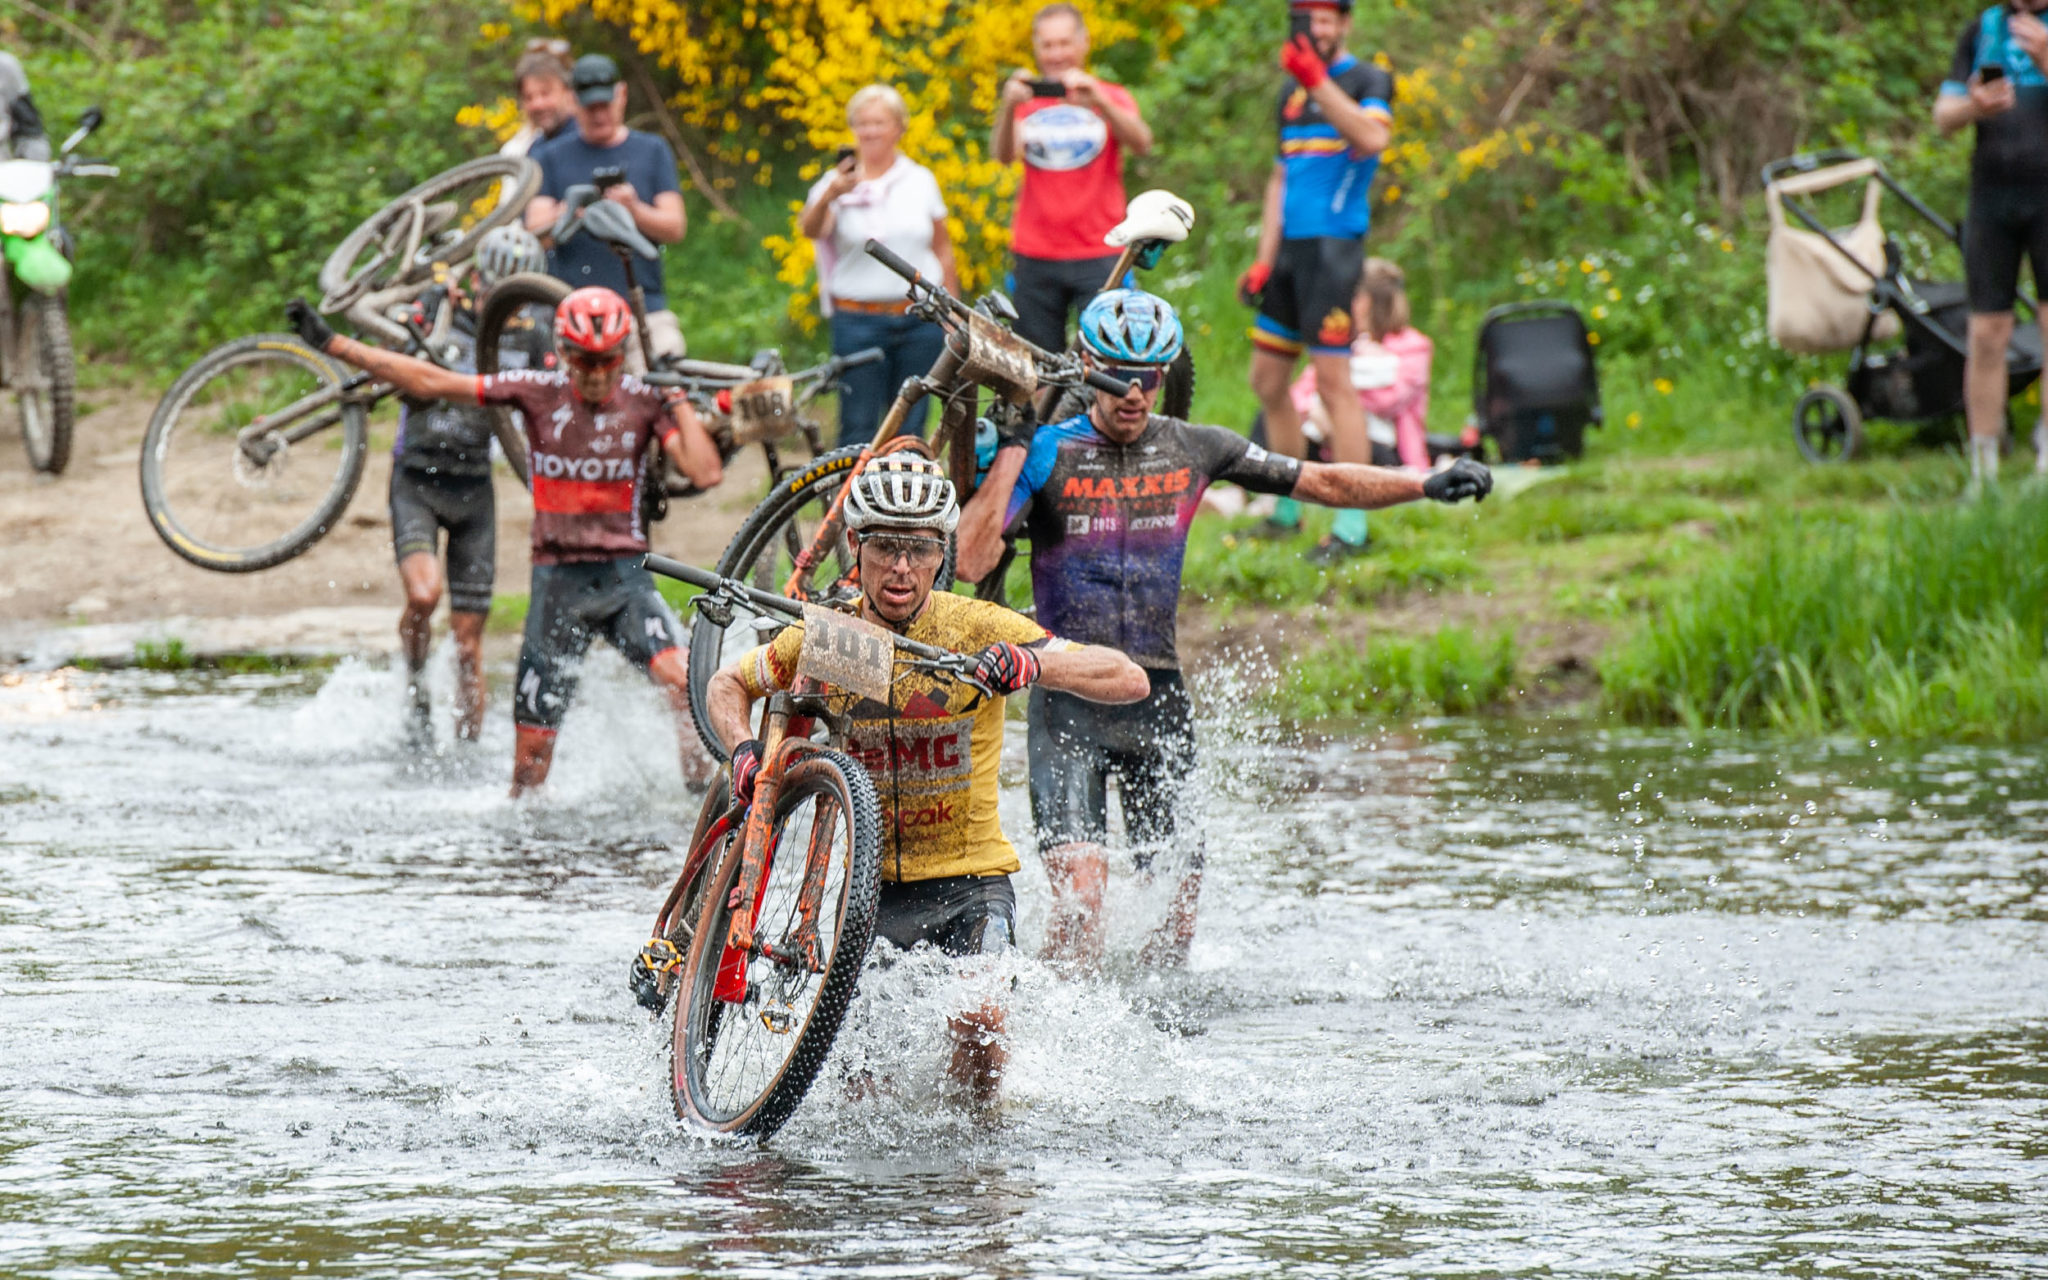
[285,298,335,353]
[972,642,1041,697]
[1423,457,1493,504]
[729,738,764,808]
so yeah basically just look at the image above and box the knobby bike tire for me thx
[20,293,74,475]
[473,271,571,488]
[686,444,956,761]
[317,156,542,305]
[138,333,369,573]
[671,748,882,1138]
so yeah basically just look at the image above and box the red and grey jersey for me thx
[474,369,679,564]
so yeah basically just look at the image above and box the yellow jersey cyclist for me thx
[703,454,1148,1103]
[959,290,1491,972]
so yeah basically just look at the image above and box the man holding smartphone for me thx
[991,2,1154,353]
[1937,0,2048,486]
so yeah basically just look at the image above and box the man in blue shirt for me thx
[524,54,688,365]
[1237,0,1393,559]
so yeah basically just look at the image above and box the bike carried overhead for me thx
[2,105,115,475]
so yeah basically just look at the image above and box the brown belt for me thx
[834,297,912,315]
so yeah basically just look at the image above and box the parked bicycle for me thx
[632,552,996,1139]
[2,106,115,475]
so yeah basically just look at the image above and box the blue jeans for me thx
[830,309,946,447]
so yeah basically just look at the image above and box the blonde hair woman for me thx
[799,84,961,445]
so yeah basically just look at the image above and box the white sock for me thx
[1972,436,2001,484]
[2035,422,2048,474]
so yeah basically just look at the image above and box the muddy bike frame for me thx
[775,239,1135,603]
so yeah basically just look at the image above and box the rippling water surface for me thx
[2,659,2043,1277]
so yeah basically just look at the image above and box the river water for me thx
[1,657,2042,1277]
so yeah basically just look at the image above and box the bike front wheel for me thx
[318,156,541,313]
[139,334,369,573]
[473,270,571,488]
[671,748,882,1138]
[16,292,75,474]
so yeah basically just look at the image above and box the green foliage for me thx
[1602,488,2048,739]
[132,637,193,670]
[1285,627,1518,720]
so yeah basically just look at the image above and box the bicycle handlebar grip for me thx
[863,239,924,284]
[642,554,721,593]
[1084,369,1134,398]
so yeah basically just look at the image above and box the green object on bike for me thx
[5,232,70,293]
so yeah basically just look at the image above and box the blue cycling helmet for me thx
[1077,289,1184,366]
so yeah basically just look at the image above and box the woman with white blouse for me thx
[799,84,961,445]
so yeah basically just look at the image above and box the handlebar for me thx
[1084,369,1134,398]
[861,239,926,289]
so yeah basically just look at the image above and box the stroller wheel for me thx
[1793,387,1863,464]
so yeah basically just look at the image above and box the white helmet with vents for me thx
[843,453,960,534]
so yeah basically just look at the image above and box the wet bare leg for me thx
[1041,841,1107,975]
[1139,864,1201,969]
[448,610,486,741]
[511,725,556,797]
[649,647,716,788]
[947,1000,1007,1108]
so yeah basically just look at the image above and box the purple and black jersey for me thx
[1004,412,1302,669]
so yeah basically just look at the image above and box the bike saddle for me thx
[1105,189,1195,247]
[576,199,660,260]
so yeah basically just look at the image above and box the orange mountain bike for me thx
[633,553,996,1139]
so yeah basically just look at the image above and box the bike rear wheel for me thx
[318,156,541,313]
[671,748,882,1138]
[16,292,74,475]
[473,271,571,487]
[139,334,369,573]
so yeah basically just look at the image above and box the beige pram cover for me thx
[1766,158,1901,354]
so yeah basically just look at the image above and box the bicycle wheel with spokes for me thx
[139,334,369,572]
[672,748,882,1138]
[318,156,541,313]
[473,270,570,488]
[16,292,74,475]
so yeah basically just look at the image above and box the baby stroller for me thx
[1471,301,1602,463]
[1763,149,2041,463]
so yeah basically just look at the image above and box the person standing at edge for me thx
[1240,0,1393,561]
[524,54,688,367]
[502,39,578,159]
[1935,0,2048,489]
[991,2,1153,354]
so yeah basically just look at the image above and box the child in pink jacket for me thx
[1289,259,1434,473]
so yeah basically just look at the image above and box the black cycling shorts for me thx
[1254,236,1367,357]
[874,874,1016,957]
[1965,184,2048,315]
[1027,668,1200,871]
[389,467,495,615]
[1008,252,1124,355]
[514,559,684,731]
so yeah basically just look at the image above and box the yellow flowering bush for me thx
[512,0,1213,326]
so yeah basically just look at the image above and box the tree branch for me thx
[0,0,109,59]
[620,48,746,226]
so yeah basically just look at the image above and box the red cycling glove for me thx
[1280,33,1328,90]
[1237,262,1272,308]
[729,738,763,808]
[973,642,1041,696]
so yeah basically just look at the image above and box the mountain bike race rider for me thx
[957,290,1491,972]
[284,286,724,796]
[1935,0,2048,486]
[703,454,1149,1104]
[1240,0,1396,560]
[380,225,550,748]
[0,52,50,162]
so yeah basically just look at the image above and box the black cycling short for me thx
[1027,668,1199,871]
[1965,184,2048,315]
[389,467,495,615]
[1009,252,1123,355]
[1254,236,1367,356]
[874,874,1016,957]
[514,558,684,731]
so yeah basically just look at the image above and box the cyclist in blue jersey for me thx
[1238,0,1393,559]
[957,290,1490,972]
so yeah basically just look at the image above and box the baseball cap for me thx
[572,53,621,105]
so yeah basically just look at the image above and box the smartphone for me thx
[834,144,856,168]
[591,165,628,191]
[1981,64,2007,83]
[1289,9,1314,42]
[1028,78,1068,98]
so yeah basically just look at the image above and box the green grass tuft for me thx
[1285,627,1519,720]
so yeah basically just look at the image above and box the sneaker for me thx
[1307,535,1371,564]
[1248,517,1303,541]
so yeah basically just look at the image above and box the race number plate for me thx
[797,604,896,702]
[961,311,1039,404]
[728,376,798,446]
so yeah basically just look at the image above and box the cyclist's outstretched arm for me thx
[326,335,477,403]
[957,446,1027,582]
[1293,459,1426,510]
[1035,643,1150,705]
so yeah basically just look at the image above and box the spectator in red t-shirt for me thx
[991,2,1154,353]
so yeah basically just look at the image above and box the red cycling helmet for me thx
[554,287,632,358]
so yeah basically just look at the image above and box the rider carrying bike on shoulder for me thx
[286,286,724,795]
[958,289,1491,972]
[703,454,1148,1104]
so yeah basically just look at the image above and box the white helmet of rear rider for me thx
[475,225,548,287]
[843,453,960,535]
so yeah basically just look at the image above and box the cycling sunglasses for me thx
[859,533,948,568]
[1101,364,1166,394]
[562,348,625,373]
